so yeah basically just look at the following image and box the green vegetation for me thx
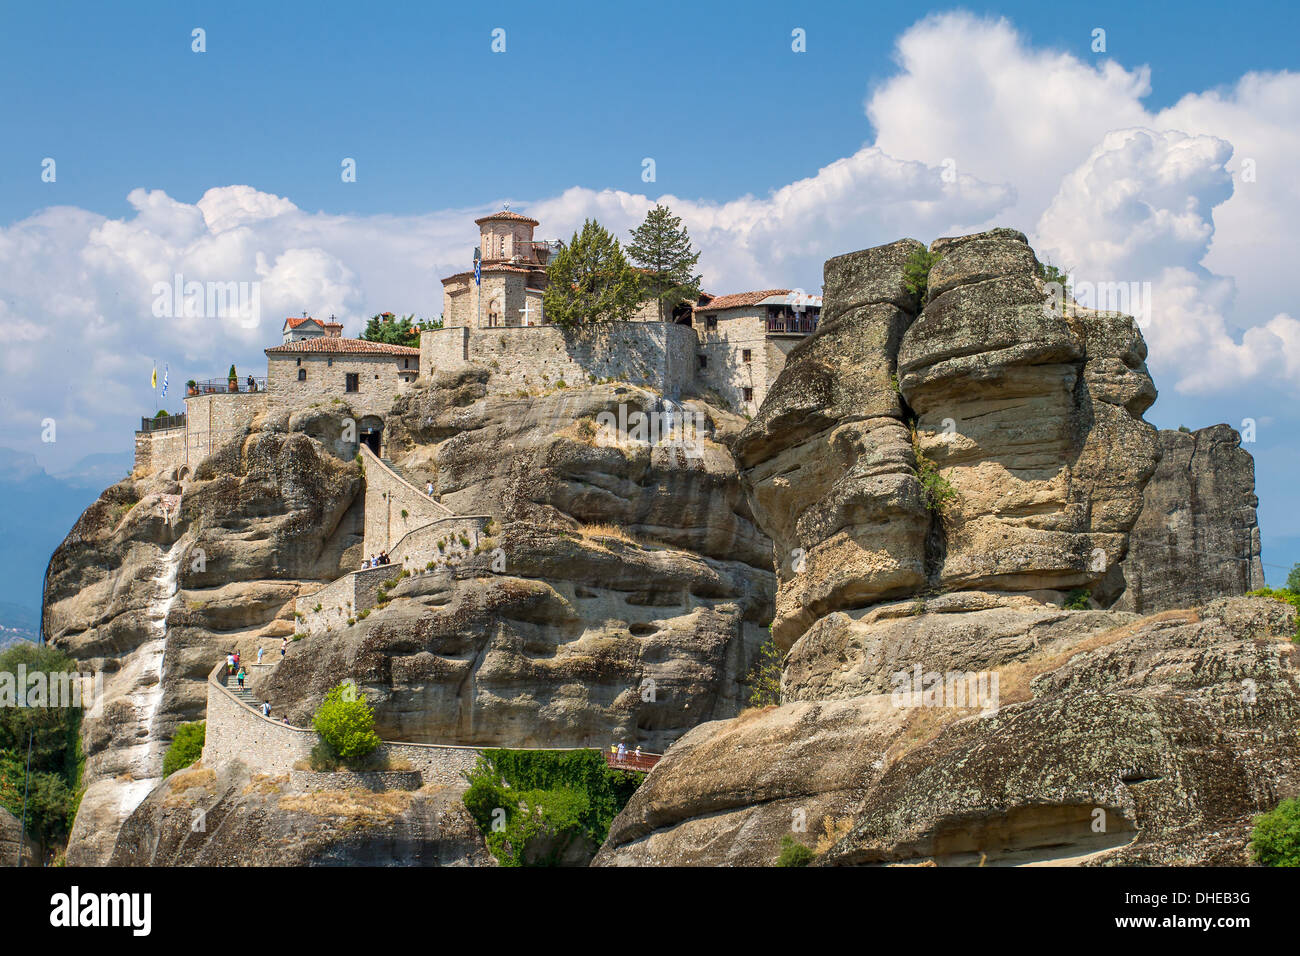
[1250,797,1300,866]
[912,438,957,514]
[776,834,814,867]
[360,311,442,347]
[462,749,643,866]
[543,219,644,328]
[745,636,783,708]
[1248,562,1300,639]
[1037,260,1071,300]
[162,721,206,777]
[1178,424,1192,433]
[903,247,942,302]
[228,364,237,381]
[626,204,703,323]
[311,683,381,765]
[1065,589,1092,611]
[0,642,84,856]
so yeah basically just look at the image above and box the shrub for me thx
[903,247,941,302]
[459,534,470,548]
[357,609,370,620]
[1065,589,1091,611]
[776,835,814,867]
[1250,798,1300,866]
[462,749,643,867]
[162,721,205,777]
[745,636,783,708]
[308,741,342,772]
[401,509,409,519]
[1247,586,1300,640]
[312,683,381,764]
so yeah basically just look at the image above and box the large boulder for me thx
[596,598,1300,866]
[1116,425,1265,612]
[0,808,38,867]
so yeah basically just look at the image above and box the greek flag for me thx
[160,364,169,399]
[474,257,481,286]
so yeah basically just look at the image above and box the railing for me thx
[140,413,186,433]
[766,315,819,334]
[603,750,662,773]
[189,377,267,395]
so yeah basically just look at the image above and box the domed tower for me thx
[475,209,541,264]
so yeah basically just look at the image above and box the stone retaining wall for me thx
[296,565,393,637]
[361,445,453,555]
[289,769,423,792]
[421,322,697,399]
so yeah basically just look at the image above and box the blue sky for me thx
[0,1,1297,584]
[2,0,1296,224]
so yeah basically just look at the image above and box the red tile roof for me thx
[475,210,540,227]
[265,337,419,356]
[694,290,793,312]
[283,316,323,330]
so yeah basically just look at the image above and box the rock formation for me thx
[0,807,38,867]
[1116,424,1265,613]
[110,760,493,866]
[597,231,1293,868]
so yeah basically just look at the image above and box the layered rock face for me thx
[598,598,1299,866]
[1116,425,1265,613]
[735,229,1160,648]
[48,372,772,863]
[263,379,773,751]
[598,231,1288,868]
[110,760,492,866]
[44,418,364,865]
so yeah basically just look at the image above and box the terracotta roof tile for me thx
[694,289,793,312]
[283,316,323,329]
[474,210,540,226]
[265,337,419,356]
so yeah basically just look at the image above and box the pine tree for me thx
[626,204,702,322]
[543,219,643,328]
[360,312,440,346]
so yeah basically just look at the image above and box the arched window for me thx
[298,368,306,381]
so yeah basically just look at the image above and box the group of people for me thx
[609,742,644,763]
[361,552,392,569]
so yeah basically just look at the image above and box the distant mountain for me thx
[0,449,129,628]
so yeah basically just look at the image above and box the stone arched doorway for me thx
[359,416,383,455]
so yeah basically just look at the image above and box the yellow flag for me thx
[151,365,157,389]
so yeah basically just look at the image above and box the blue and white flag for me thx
[474,258,481,285]
[160,364,169,399]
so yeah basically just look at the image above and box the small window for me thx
[705,314,717,330]
[742,349,752,363]
[327,358,333,367]
[345,373,359,393]
[296,358,302,366]
[743,387,754,403]
[697,355,707,370]
[297,368,306,382]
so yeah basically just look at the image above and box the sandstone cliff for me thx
[1116,424,1265,613]
[597,231,1290,867]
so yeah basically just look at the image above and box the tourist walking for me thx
[257,646,264,665]
[226,652,235,675]
[426,481,434,496]
[261,701,272,718]
[236,666,246,689]
[617,742,627,763]
[280,637,288,660]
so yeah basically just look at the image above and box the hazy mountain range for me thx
[0,447,134,640]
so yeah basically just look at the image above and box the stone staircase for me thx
[380,456,411,484]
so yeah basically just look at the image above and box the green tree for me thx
[1286,562,1300,594]
[360,312,441,347]
[462,749,643,866]
[312,682,381,762]
[626,204,702,323]
[543,219,643,329]
[745,636,783,708]
[162,721,205,777]
[1250,797,1300,866]
[903,247,941,302]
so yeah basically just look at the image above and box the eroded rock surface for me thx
[596,598,1300,866]
[110,759,492,866]
[1117,425,1265,613]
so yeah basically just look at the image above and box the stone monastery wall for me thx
[421,323,696,399]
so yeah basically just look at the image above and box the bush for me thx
[745,636,783,708]
[462,749,643,866]
[312,683,381,763]
[776,835,814,867]
[1250,798,1300,866]
[1065,589,1091,611]
[162,721,205,777]
[903,247,941,302]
